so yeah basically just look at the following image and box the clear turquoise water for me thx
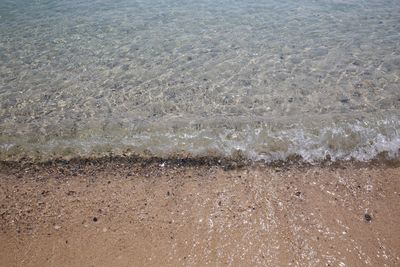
[0,0,399,162]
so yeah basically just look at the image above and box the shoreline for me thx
[1,161,400,266]
[1,152,400,170]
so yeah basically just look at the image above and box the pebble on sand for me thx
[364,213,372,222]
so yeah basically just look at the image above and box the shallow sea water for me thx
[0,0,399,162]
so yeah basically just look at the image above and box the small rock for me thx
[54,225,61,230]
[364,213,372,222]
[295,191,301,197]
[66,190,76,196]
[93,217,98,222]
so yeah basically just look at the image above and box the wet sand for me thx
[0,159,399,266]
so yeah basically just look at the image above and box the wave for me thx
[1,113,399,164]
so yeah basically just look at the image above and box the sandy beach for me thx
[0,159,399,266]
[1,0,400,266]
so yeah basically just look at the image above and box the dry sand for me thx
[0,159,399,266]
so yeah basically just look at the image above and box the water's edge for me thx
[1,153,400,174]
[1,113,399,163]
